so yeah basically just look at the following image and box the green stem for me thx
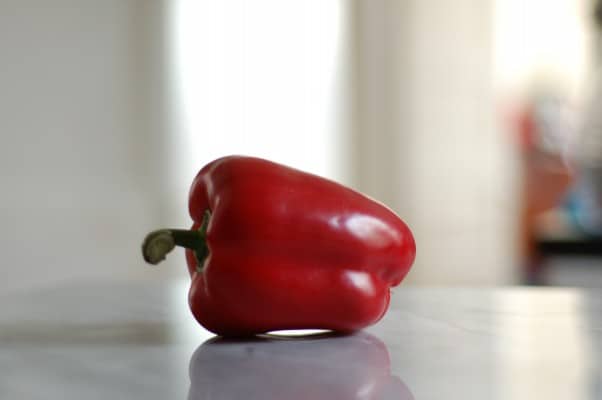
[141,210,211,270]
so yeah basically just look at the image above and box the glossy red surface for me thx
[186,156,415,335]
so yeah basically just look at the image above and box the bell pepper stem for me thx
[142,210,211,267]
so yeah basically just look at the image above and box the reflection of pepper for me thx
[188,332,414,400]
[142,156,415,336]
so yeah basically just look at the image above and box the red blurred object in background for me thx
[513,100,573,283]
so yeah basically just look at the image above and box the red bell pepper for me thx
[142,156,415,336]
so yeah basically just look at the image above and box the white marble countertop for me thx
[2,280,601,399]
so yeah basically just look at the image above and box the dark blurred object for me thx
[538,236,602,255]
[595,0,602,28]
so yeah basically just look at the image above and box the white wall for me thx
[1,0,531,291]
[351,0,518,285]
[0,0,173,292]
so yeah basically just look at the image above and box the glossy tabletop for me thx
[2,281,601,399]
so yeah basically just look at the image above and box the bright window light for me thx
[169,0,347,193]
[494,0,589,97]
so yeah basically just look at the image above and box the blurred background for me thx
[1,0,601,293]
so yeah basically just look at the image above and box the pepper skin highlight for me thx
[142,156,415,336]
